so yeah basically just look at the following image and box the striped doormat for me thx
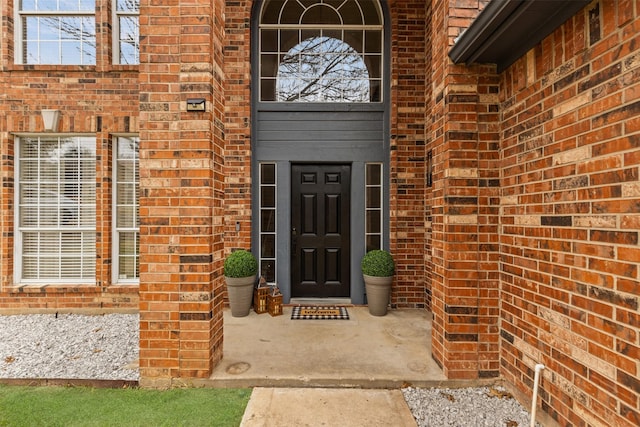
[291,306,350,320]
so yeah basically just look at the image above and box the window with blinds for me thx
[114,136,139,282]
[17,136,96,282]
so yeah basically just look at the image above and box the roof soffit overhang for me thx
[449,0,592,72]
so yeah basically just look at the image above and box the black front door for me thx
[291,164,351,298]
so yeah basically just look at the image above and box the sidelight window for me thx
[259,163,277,283]
[365,163,382,252]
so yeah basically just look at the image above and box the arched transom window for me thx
[259,0,383,102]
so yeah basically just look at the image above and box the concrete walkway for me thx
[240,387,418,426]
[191,306,487,426]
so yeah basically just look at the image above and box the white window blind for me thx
[114,137,139,282]
[18,136,96,282]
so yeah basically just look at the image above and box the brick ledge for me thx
[7,284,139,294]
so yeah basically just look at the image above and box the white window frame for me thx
[15,2,97,65]
[112,135,140,284]
[112,0,140,65]
[15,135,97,284]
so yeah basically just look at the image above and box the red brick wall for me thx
[0,0,139,313]
[424,2,434,311]
[388,0,428,309]
[223,1,253,254]
[2,6,636,423]
[138,0,225,387]
[499,1,640,425]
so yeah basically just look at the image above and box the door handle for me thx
[292,227,297,255]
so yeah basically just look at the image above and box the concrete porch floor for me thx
[195,305,454,389]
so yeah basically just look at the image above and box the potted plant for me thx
[224,249,258,317]
[361,249,395,316]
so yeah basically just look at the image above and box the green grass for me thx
[0,385,251,427]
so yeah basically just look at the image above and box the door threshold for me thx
[289,298,352,306]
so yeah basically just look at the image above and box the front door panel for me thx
[291,164,350,298]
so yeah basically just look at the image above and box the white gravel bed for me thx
[0,314,139,381]
[1,314,540,426]
[403,386,540,427]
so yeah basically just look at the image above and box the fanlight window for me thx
[260,0,383,103]
[277,36,369,102]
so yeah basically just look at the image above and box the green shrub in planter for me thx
[361,249,395,277]
[224,250,258,278]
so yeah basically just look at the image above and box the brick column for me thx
[428,0,499,379]
[223,2,253,254]
[138,0,225,387]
